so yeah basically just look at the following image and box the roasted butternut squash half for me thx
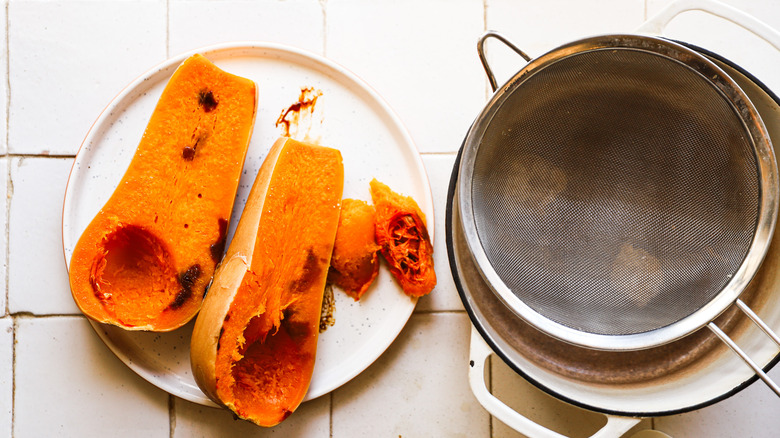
[68,54,257,331]
[190,137,344,427]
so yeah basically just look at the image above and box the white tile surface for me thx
[0,158,7,315]
[8,157,76,315]
[326,0,486,154]
[173,394,330,437]
[647,0,780,95]
[416,153,463,312]
[0,318,12,437]
[332,313,490,436]
[13,316,169,437]
[654,364,780,438]
[8,0,166,156]
[169,0,324,57]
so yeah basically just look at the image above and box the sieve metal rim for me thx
[458,34,779,351]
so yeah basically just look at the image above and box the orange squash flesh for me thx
[328,198,381,300]
[370,179,436,297]
[69,54,257,331]
[190,137,344,427]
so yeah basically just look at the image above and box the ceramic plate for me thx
[62,42,432,406]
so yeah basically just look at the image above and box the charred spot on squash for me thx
[198,89,218,112]
[282,307,311,339]
[290,248,322,293]
[182,146,196,161]
[210,218,229,263]
[168,264,201,310]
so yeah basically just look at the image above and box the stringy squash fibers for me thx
[68,54,257,331]
[371,179,437,297]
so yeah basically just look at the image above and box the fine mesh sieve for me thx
[458,34,779,352]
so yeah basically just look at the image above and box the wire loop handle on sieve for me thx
[477,31,531,92]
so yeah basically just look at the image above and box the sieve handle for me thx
[477,31,532,92]
[707,299,780,398]
[467,328,641,438]
[638,0,780,52]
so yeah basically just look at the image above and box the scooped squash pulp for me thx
[68,54,257,331]
[328,198,380,300]
[190,137,344,427]
[370,179,436,297]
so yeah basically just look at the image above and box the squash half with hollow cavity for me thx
[191,137,344,427]
[68,54,257,331]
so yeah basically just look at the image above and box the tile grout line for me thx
[329,391,334,438]
[168,395,176,438]
[4,6,9,437]
[320,0,327,57]
[165,0,170,60]
[10,317,15,438]
[4,0,10,318]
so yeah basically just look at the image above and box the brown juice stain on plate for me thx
[276,87,323,142]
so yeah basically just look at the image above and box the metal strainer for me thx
[458,33,779,360]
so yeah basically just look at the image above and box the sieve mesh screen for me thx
[470,48,760,336]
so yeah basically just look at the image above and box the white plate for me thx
[62,42,433,406]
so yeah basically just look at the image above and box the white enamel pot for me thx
[446,1,780,436]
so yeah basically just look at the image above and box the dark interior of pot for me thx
[448,44,780,416]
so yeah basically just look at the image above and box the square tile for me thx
[173,395,330,437]
[8,0,166,156]
[416,153,463,312]
[332,313,489,436]
[327,0,486,154]
[169,0,324,57]
[653,363,780,437]
[0,158,7,315]
[14,316,169,437]
[647,0,780,94]
[490,354,651,437]
[484,0,645,89]
[0,318,12,437]
[8,157,77,315]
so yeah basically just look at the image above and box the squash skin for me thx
[191,137,344,427]
[68,54,257,331]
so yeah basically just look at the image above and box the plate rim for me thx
[61,41,432,406]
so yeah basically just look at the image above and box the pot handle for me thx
[477,31,531,92]
[637,0,780,51]
[707,298,780,398]
[468,328,641,438]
